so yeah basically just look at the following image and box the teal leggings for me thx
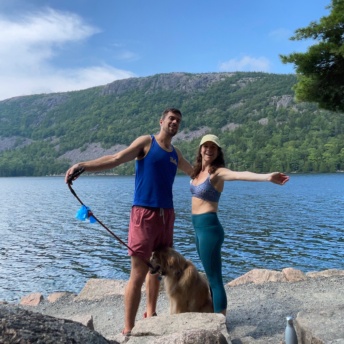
[192,212,227,313]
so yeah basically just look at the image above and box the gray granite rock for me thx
[0,303,117,344]
[11,270,344,343]
[296,306,344,344]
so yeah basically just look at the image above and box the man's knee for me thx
[130,256,149,283]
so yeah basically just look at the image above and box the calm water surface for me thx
[0,174,343,301]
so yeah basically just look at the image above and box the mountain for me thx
[0,72,343,176]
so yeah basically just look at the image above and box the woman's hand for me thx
[269,172,290,185]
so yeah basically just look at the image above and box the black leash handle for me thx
[67,167,86,206]
[67,167,85,186]
[66,168,156,270]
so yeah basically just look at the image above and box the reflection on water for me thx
[0,174,343,301]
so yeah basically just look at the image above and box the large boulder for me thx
[296,306,344,344]
[111,312,230,344]
[227,269,287,286]
[75,279,129,301]
[0,304,117,344]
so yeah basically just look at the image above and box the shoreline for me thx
[3,267,343,305]
[2,268,343,343]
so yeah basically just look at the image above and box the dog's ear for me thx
[179,261,198,287]
[166,253,175,269]
[183,262,194,279]
[166,252,185,278]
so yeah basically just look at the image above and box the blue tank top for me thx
[190,175,221,203]
[133,135,178,208]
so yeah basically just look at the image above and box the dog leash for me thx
[67,167,159,273]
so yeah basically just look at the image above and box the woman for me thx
[190,134,289,315]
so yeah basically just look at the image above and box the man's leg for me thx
[123,256,148,334]
[145,272,160,317]
[144,208,174,317]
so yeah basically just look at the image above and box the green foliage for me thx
[280,0,344,112]
[0,141,70,176]
[0,72,343,176]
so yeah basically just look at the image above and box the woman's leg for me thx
[193,213,227,314]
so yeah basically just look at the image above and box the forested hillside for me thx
[0,72,343,176]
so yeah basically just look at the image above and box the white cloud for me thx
[1,65,136,98]
[0,8,135,101]
[219,56,271,72]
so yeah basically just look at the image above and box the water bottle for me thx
[285,316,298,344]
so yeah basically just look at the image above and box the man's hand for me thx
[65,165,85,184]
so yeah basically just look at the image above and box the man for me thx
[65,108,193,335]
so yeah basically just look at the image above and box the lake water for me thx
[0,174,343,302]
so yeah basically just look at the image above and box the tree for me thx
[280,0,344,112]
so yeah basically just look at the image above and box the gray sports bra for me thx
[190,175,221,203]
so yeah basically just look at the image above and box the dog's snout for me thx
[150,265,161,275]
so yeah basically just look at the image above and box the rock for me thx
[282,268,307,282]
[20,292,44,306]
[173,126,210,142]
[258,118,268,126]
[75,279,128,301]
[296,306,344,344]
[136,329,228,344]
[69,314,95,330]
[11,269,344,344]
[306,269,344,278]
[111,313,230,344]
[228,268,344,287]
[270,95,293,109]
[221,122,241,132]
[47,291,75,303]
[101,73,235,97]
[0,136,33,153]
[59,143,127,165]
[116,330,228,344]
[0,304,117,344]
[235,336,284,344]
[227,269,287,286]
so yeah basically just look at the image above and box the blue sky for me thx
[0,0,331,101]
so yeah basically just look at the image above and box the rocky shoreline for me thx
[1,268,344,343]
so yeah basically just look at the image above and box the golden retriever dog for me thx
[150,247,214,314]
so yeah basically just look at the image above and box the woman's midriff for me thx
[191,197,219,214]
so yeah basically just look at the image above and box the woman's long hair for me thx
[191,146,225,179]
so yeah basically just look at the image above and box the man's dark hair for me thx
[161,108,182,119]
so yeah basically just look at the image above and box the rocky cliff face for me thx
[100,72,236,96]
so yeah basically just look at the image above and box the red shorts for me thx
[128,206,175,260]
